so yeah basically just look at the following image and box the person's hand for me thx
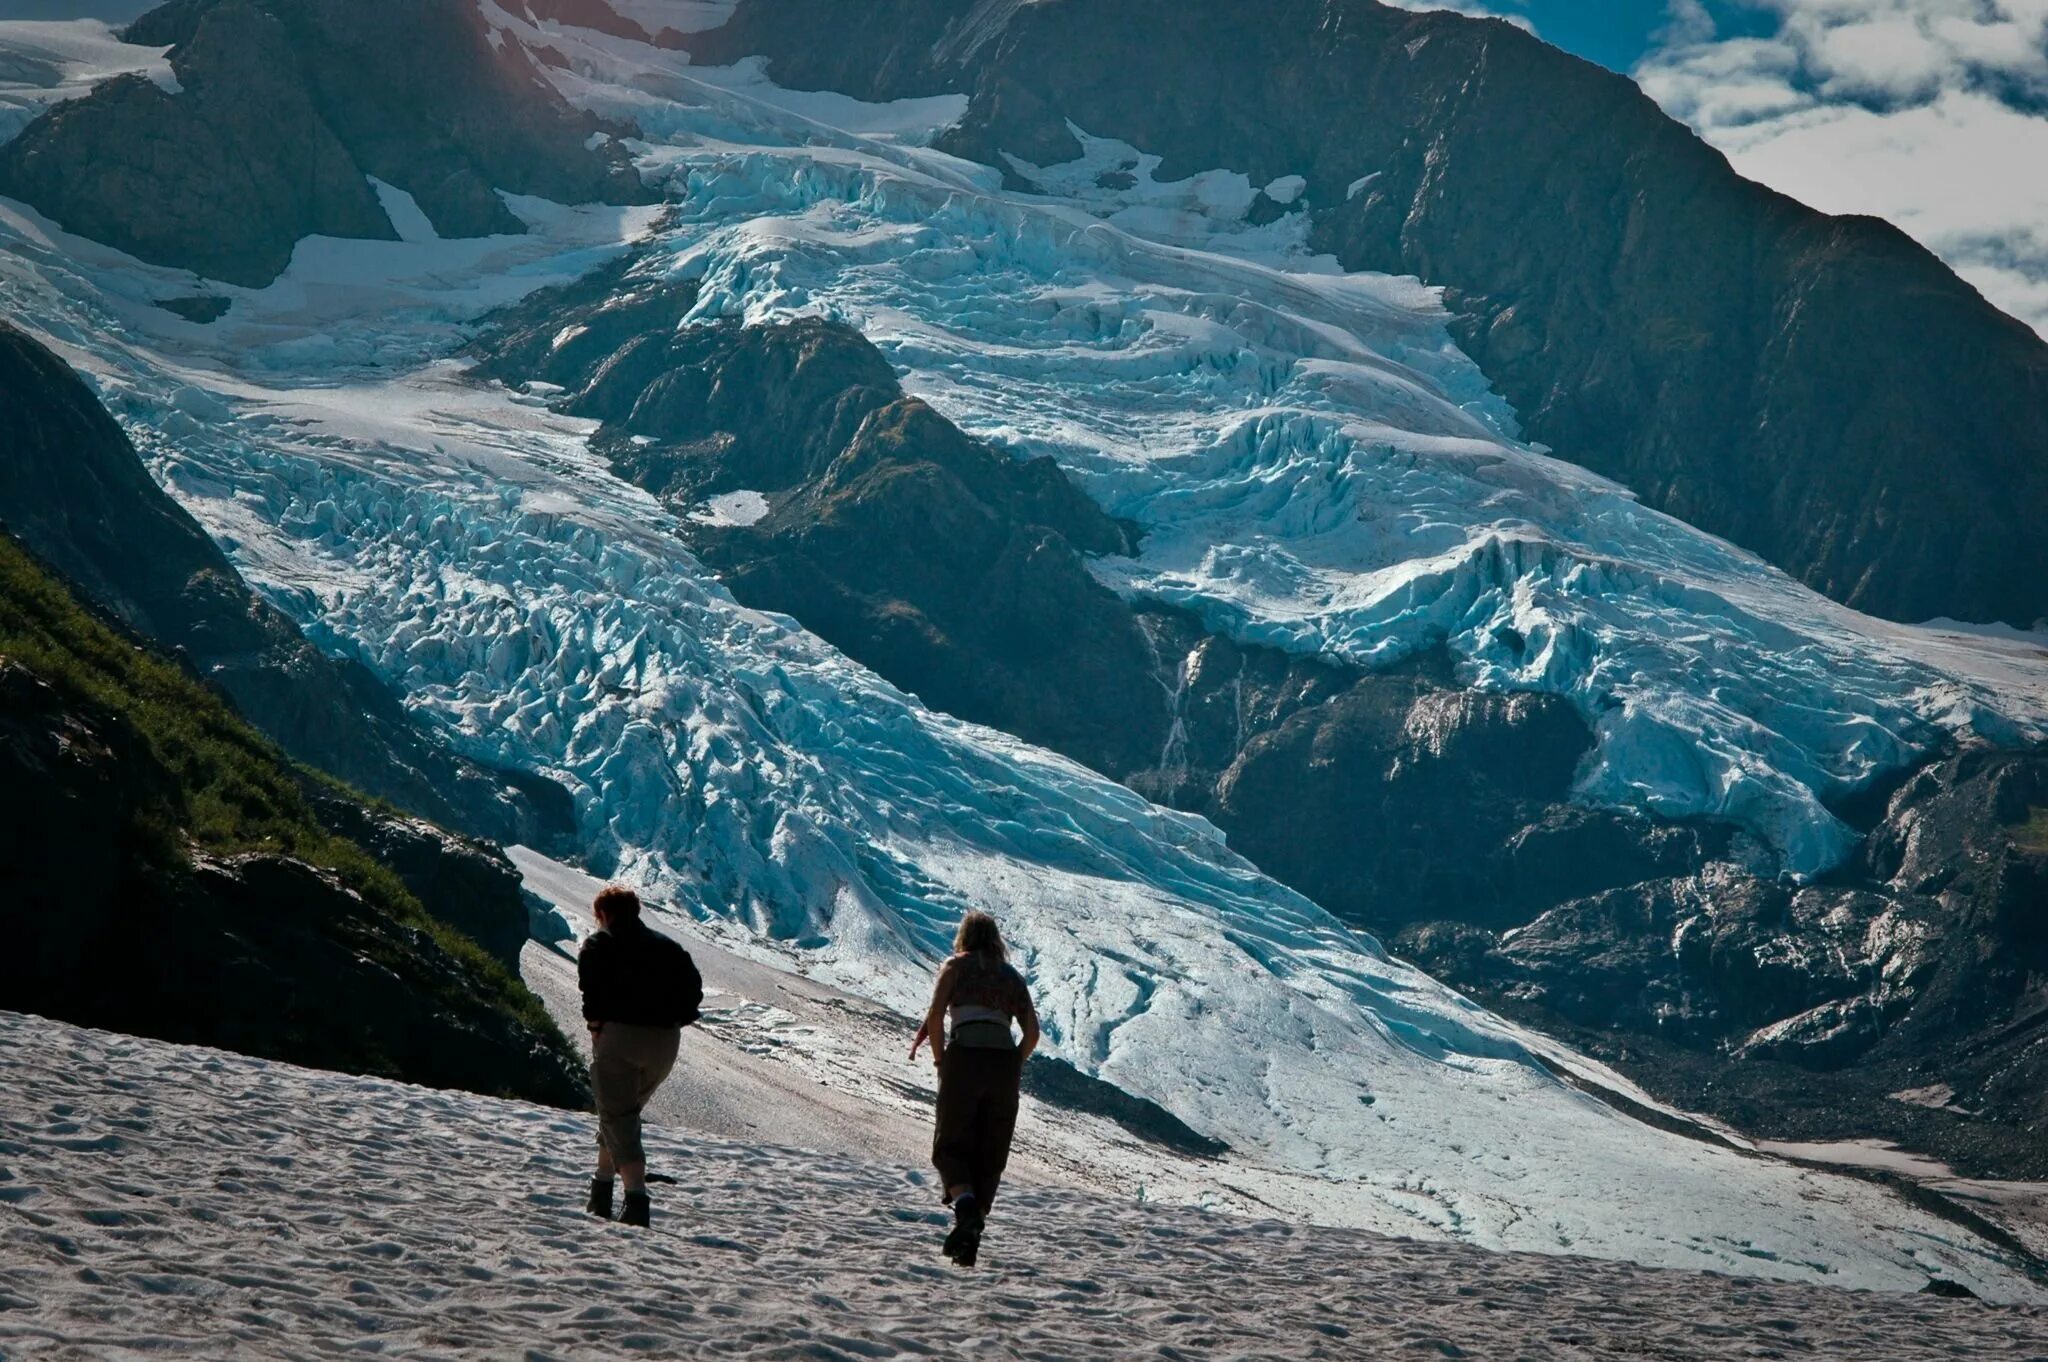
[909,1021,927,1061]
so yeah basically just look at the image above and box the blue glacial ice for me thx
[564,53,2048,879]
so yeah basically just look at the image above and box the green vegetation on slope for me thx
[0,532,564,1047]
[2018,807,2048,855]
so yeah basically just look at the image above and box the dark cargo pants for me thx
[932,1043,1022,1208]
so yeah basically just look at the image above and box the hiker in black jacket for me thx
[578,885,701,1229]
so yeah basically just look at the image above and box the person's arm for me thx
[910,959,957,1064]
[578,935,607,1042]
[1016,984,1041,1064]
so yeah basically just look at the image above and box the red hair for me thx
[593,885,642,924]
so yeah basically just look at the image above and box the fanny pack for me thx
[949,1019,1016,1050]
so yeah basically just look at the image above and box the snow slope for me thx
[5,1013,2047,1361]
[1,14,2046,1298]
[0,19,174,144]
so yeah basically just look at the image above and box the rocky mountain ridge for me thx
[0,0,653,286]
[1406,746,2048,1178]
[692,0,2048,631]
[0,528,583,1107]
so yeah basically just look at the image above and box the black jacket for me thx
[578,920,703,1028]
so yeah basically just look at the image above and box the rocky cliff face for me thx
[1402,748,2048,1177]
[0,0,652,286]
[0,323,574,850]
[305,792,538,973]
[693,0,2048,630]
[0,539,584,1108]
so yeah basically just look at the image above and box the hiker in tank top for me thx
[910,910,1039,1268]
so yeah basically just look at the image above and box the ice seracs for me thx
[566,44,2047,880]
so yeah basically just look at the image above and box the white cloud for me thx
[1638,0,2048,335]
[1378,0,1540,36]
[1659,0,1722,46]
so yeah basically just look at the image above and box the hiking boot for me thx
[620,1190,652,1229]
[942,1195,983,1266]
[585,1178,615,1220]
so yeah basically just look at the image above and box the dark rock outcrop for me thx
[1195,640,1719,931]
[157,295,232,324]
[511,0,693,50]
[473,269,1176,782]
[1401,748,2048,1177]
[519,0,652,43]
[0,322,574,850]
[306,792,535,972]
[0,0,652,287]
[0,554,585,1107]
[693,0,2048,628]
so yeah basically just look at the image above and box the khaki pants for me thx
[591,1023,680,1166]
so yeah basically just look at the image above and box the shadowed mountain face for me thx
[693,0,2048,630]
[0,323,574,850]
[0,0,652,286]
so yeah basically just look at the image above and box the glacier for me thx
[2,11,2047,1297]
[541,31,2048,879]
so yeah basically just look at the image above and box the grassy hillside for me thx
[0,531,581,1096]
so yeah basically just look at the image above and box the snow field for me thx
[4,1013,2046,1360]
[0,19,176,145]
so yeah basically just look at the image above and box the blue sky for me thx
[0,1,153,17]
[1485,1,1781,71]
[1503,0,1688,69]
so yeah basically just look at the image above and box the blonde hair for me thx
[953,910,1005,961]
